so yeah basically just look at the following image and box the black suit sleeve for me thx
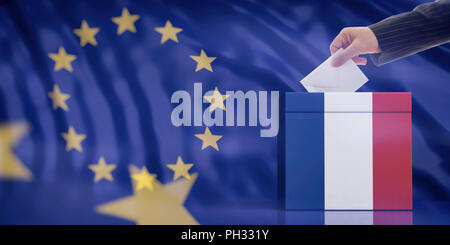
[369,0,450,66]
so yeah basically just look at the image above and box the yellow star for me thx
[48,47,77,72]
[88,157,116,182]
[190,49,216,72]
[131,166,157,191]
[0,122,33,180]
[154,20,183,44]
[112,8,140,35]
[96,165,198,225]
[73,20,100,47]
[204,86,230,111]
[194,127,223,151]
[61,126,86,152]
[48,84,70,111]
[166,156,193,181]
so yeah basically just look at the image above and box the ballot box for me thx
[284,92,412,210]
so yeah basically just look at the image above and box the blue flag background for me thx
[0,0,449,224]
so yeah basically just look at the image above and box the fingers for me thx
[329,32,345,55]
[330,42,341,55]
[331,42,359,67]
[352,56,367,65]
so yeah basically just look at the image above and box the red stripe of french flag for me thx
[373,93,412,210]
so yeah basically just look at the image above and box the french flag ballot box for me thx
[285,92,412,210]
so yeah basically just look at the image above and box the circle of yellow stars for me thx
[0,5,231,225]
[42,7,231,225]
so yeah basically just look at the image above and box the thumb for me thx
[331,42,359,67]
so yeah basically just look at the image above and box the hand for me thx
[330,27,381,67]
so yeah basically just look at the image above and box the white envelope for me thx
[300,49,368,92]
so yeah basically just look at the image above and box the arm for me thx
[369,0,450,66]
[330,0,450,67]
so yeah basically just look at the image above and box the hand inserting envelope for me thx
[300,49,368,92]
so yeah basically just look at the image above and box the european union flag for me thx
[0,0,449,225]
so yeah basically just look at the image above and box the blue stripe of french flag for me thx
[285,92,412,210]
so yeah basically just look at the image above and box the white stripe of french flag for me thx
[285,92,412,210]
